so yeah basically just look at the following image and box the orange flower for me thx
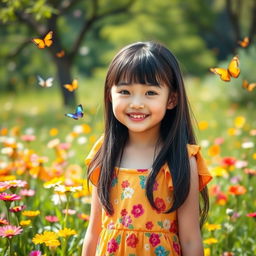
[228,185,247,195]
[208,145,220,157]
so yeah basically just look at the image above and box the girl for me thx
[82,41,212,256]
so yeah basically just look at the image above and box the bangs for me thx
[107,47,173,88]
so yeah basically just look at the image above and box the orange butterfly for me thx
[56,50,65,58]
[32,31,53,49]
[210,56,240,82]
[238,37,249,48]
[64,79,78,92]
[242,80,256,92]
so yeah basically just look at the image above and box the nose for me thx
[130,103,144,109]
[129,96,144,109]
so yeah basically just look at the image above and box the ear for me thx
[167,92,178,109]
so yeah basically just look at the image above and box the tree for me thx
[0,0,135,106]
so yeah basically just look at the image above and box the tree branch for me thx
[69,0,135,62]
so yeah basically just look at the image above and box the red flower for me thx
[222,157,236,167]
[145,221,154,230]
[121,180,130,188]
[169,220,178,233]
[154,197,166,213]
[131,204,144,218]
[149,233,160,247]
[173,241,180,255]
[126,233,138,248]
[107,238,119,253]
[228,185,247,195]
[9,205,26,213]
[120,209,128,216]
[247,212,256,218]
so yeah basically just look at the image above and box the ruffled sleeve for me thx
[85,135,104,186]
[187,144,212,191]
[163,145,212,191]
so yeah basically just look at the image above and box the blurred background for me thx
[0,0,256,255]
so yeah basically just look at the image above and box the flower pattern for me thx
[86,139,212,256]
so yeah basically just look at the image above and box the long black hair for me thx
[88,41,209,228]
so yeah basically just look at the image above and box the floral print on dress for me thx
[121,180,135,199]
[107,235,121,254]
[126,233,139,248]
[131,204,144,218]
[154,245,170,256]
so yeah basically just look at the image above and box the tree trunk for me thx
[53,57,76,107]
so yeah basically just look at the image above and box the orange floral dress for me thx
[85,136,212,256]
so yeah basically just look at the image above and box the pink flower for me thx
[2,180,27,189]
[145,221,154,230]
[45,215,59,222]
[20,189,35,197]
[0,193,21,201]
[107,238,119,253]
[120,209,128,216]
[121,180,130,188]
[21,134,36,142]
[173,241,180,254]
[149,233,160,247]
[9,205,26,213]
[0,218,9,225]
[121,215,132,227]
[154,197,166,213]
[29,251,42,256]
[214,137,224,145]
[247,212,256,218]
[126,233,138,248]
[131,204,144,218]
[0,225,23,238]
[62,209,76,215]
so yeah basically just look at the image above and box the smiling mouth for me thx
[127,113,148,120]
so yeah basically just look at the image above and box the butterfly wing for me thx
[242,80,256,92]
[65,113,78,120]
[228,56,240,78]
[210,68,231,82]
[37,75,46,87]
[64,84,73,91]
[75,104,84,118]
[72,79,78,91]
[56,50,65,58]
[238,37,249,48]
[33,38,45,49]
[44,31,53,47]
[45,77,54,88]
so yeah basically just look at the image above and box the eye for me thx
[118,90,130,95]
[146,91,158,96]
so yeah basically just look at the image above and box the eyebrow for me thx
[115,82,161,87]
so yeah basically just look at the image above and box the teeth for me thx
[130,114,146,119]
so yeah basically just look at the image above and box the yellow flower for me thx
[208,145,220,157]
[32,231,58,245]
[234,116,246,128]
[58,228,77,237]
[210,167,228,177]
[82,124,91,134]
[227,128,239,136]
[20,220,31,226]
[203,238,218,244]
[198,121,209,131]
[253,153,256,160]
[49,128,59,136]
[204,248,211,256]
[45,239,60,247]
[204,222,221,231]
[22,210,40,217]
[44,177,64,189]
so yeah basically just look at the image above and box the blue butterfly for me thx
[65,104,84,120]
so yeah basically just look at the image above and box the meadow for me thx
[0,74,255,255]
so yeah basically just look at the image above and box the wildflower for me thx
[221,157,236,167]
[49,128,59,136]
[246,212,256,218]
[77,136,87,144]
[241,141,254,149]
[203,238,218,244]
[204,248,210,256]
[227,128,240,136]
[77,213,90,221]
[51,193,67,205]
[210,166,228,177]
[44,178,64,189]
[9,205,26,213]
[32,231,58,245]
[22,210,40,217]
[198,121,209,130]
[0,193,21,201]
[20,189,35,197]
[21,134,36,142]
[54,185,82,193]
[222,252,234,256]
[208,145,220,156]
[45,239,60,247]
[228,185,247,195]
[0,218,9,225]
[234,116,246,128]
[45,215,59,223]
[20,220,31,226]
[214,137,224,145]
[235,160,248,168]
[216,192,228,205]
[0,225,23,238]
[58,228,77,237]
[250,129,256,136]
[29,251,42,256]
[244,168,256,176]
[62,209,76,215]
[226,208,234,216]
[47,138,60,148]
[204,222,221,231]
[81,124,91,134]
[1,179,27,189]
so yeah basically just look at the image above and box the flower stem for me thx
[8,238,13,256]
[64,193,70,229]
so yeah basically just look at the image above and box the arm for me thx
[81,185,102,256]
[177,156,204,256]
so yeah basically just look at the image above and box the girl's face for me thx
[110,83,176,136]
